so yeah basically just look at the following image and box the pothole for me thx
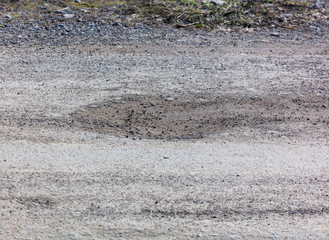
[69,94,329,140]
[71,94,271,140]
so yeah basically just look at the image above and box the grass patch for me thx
[125,0,328,29]
[0,0,328,30]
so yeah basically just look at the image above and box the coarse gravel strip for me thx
[0,19,329,48]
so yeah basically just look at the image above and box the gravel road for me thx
[1,22,329,239]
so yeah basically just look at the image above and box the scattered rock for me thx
[202,0,226,5]
[4,14,12,20]
[312,0,326,9]
[279,13,293,21]
[213,0,226,5]
[55,8,70,14]
[270,32,280,37]
[63,14,75,19]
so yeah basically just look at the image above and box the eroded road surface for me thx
[1,27,329,239]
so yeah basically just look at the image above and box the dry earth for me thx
[1,25,329,239]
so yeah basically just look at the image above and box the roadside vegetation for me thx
[1,0,328,30]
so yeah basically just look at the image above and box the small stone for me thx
[312,0,325,9]
[4,14,12,20]
[63,14,75,19]
[55,8,70,14]
[211,0,226,5]
[136,227,144,232]
[270,32,280,37]
[279,13,293,21]
[228,235,241,240]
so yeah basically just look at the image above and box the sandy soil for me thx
[1,27,329,239]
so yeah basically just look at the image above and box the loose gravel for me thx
[1,17,329,239]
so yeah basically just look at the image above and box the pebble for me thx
[5,14,12,20]
[55,8,70,14]
[89,105,98,108]
[228,235,241,240]
[312,0,326,9]
[270,32,280,37]
[63,14,75,19]
[204,0,226,6]
[279,13,293,21]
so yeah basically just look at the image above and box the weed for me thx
[0,0,327,30]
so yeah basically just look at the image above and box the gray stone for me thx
[270,32,280,37]
[4,14,12,20]
[55,8,70,14]
[202,0,226,6]
[312,0,325,9]
[279,13,293,21]
[63,14,75,19]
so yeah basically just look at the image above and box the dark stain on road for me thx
[70,93,329,140]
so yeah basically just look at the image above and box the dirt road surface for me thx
[1,26,329,239]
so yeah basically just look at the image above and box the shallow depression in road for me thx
[69,93,329,140]
[71,94,242,140]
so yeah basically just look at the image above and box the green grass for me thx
[1,0,328,30]
[130,0,329,29]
